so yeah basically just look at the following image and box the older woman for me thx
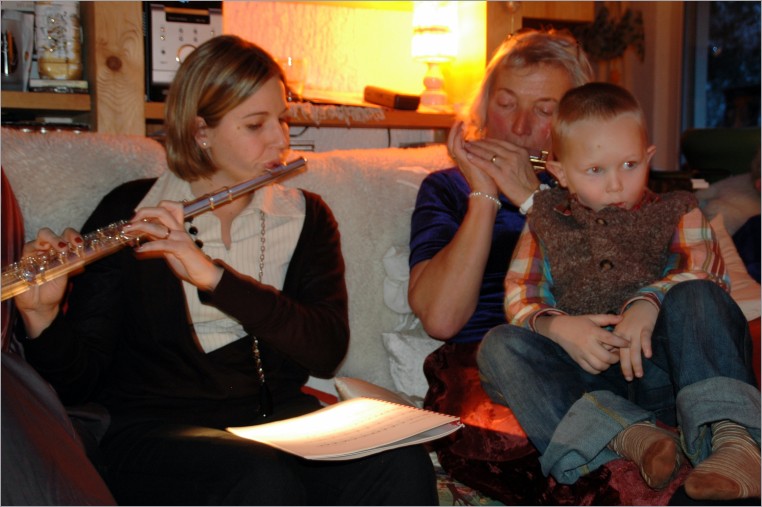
[408,29,593,503]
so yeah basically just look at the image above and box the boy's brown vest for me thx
[528,188,698,315]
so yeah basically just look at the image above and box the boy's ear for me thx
[546,160,568,188]
[646,145,656,165]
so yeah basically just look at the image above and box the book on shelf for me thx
[227,396,463,461]
[29,78,88,93]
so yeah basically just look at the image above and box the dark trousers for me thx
[102,410,438,505]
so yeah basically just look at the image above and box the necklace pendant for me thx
[257,381,273,418]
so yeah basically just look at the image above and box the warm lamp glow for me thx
[412,1,457,107]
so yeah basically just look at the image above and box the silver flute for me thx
[1,157,307,301]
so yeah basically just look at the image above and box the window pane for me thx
[705,1,760,127]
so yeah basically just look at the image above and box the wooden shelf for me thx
[145,100,454,130]
[2,2,144,134]
[291,108,455,130]
[4,2,455,135]
[2,90,91,111]
[145,101,164,121]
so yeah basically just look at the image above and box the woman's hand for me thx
[125,201,223,291]
[448,121,499,197]
[462,136,541,207]
[15,227,83,337]
[535,313,629,375]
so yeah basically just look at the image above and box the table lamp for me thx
[411,1,457,107]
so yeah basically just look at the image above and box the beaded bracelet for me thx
[469,191,502,210]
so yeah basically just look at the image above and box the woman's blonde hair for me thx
[164,35,284,181]
[466,29,594,132]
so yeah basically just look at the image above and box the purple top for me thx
[409,168,526,343]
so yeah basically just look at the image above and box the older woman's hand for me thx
[448,121,499,197]
[463,137,541,207]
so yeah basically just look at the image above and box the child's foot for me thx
[684,420,761,500]
[608,421,683,490]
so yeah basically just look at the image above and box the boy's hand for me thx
[614,300,659,381]
[536,314,629,375]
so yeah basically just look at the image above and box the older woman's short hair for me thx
[465,29,594,132]
[164,35,284,181]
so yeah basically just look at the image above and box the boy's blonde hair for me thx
[552,82,647,159]
[164,35,284,181]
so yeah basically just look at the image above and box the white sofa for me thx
[4,127,760,398]
[4,127,761,507]
[1,127,454,403]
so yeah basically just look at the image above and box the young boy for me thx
[477,82,760,501]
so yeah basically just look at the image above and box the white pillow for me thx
[382,245,414,317]
[710,214,761,320]
[334,376,416,407]
[380,243,442,402]
[382,330,442,403]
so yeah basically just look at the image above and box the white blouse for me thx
[137,170,306,352]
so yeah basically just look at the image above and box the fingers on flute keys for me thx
[30,227,82,254]
[124,218,171,241]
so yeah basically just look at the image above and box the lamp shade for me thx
[411,1,457,62]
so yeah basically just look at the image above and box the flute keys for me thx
[20,263,39,283]
[71,242,85,258]
[19,257,43,283]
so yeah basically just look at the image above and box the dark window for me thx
[683,1,761,129]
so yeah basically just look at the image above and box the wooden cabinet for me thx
[486,1,594,58]
[2,1,146,135]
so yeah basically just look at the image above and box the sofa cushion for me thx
[1,129,168,242]
[284,145,452,391]
[710,214,761,321]
[696,171,760,236]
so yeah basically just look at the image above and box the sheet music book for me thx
[227,396,462,460]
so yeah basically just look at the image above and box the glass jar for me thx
[34,1,82,80]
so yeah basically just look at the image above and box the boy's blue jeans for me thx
[478,280,761,484]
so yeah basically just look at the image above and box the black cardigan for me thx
[23,178,349,428]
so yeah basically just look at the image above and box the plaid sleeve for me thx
[622,207,729,311]
[505,223,562,329]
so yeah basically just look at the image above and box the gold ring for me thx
[491,154,498,164]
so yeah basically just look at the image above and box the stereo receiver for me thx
[144,1,222,102]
